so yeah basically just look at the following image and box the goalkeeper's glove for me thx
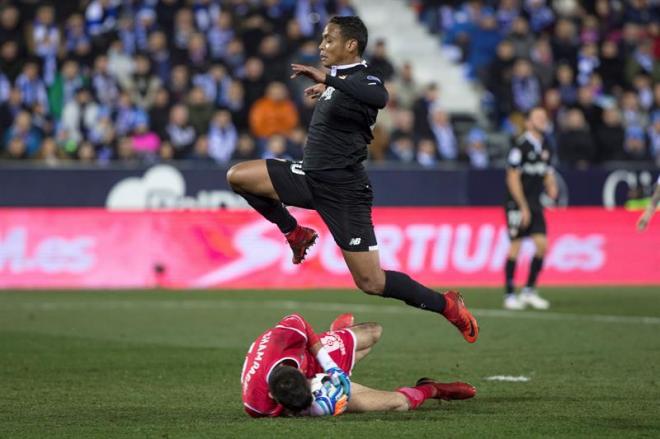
[326,366,351,399]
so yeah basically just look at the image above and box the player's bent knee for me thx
[226,164,243,191]
[354,276,385,296]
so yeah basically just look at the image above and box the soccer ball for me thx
[309,373,348,417]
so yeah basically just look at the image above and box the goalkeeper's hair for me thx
[268,365,312,413]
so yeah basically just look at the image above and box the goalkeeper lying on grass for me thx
[241,313,475,417]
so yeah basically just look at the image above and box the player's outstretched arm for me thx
[324,73,388,109]
[637,182,660,231]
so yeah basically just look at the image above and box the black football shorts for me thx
[504,202,547,240]
[266,159,378,252]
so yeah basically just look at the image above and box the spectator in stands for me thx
[464,127,489,169]
[597,39,625,94]
[169,64,191,104]
[554,63,577,106]
[413,83,440,138]
[387,135,416,164]
[208,109,238,164]
[3,110,42,157]
[261,134,292,160]
[511,58,542,113]
[428,108,458,161]
[0,87,23,130]
[231,133,260,162]
[621,90,648,129]
[122,53,161,110]
[369,39,395,81]
[60,87,100,145]
[508,16,535,59]
[165,104,197,159]
[649,111,660,165]
[207,11,234,61]
[531,38,554,89]
[394,62,419,110]
[147,31,172,84]
[416,138,438,168]
[15,60,49,110]
[130,113,160,158]
[258,34,288,84]
[187,86,214,135]
[91,54,120,109]
[36,136,68,166]
[63,14,91,64]
[249,81,298,139]
[31,4,59,84]
[624,125,650,161]
[551,18,578,67]
[190,135,215,164]
[0,5,22,55]
[595,107,626,162]
[242,57,267,111]
[0,40,22,83]
[558,108,596,169]
[48,59,85,120]
[467,12,500,80]
[286,127,307,161]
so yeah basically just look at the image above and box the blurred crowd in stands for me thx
[0,0,658,169]
[416,0,660,168]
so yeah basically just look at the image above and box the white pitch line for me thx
[2,299,660,325]
[485,375,531,382]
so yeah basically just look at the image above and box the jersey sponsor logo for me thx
[320,333,346,355]
[321,86,335,101]
[522,162,548,175]
[348,237,362,246]
[290,162,305,175]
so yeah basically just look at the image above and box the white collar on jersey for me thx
[330,60,368,77]
[524,131,543,153]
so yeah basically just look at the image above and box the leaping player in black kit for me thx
[226,16,478,343]
[503,107,558,310]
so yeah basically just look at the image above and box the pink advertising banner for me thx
[0,208,658,288]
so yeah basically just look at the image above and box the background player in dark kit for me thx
[227,16,478,343]
[503,107,558,310]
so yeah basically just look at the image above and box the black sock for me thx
[505,258,516,295]
[382,270,446,313]
[238,192,297,234]
[526,256,544,289]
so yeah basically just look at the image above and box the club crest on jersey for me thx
[321,86,335,101]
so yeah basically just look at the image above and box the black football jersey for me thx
[505,132,553,209]
[302,63,388,171]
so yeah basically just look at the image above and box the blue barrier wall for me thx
[0,164,657,208]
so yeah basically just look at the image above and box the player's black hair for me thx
[329,16,368,56]
[268,365,312,413]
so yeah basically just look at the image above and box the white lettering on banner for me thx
[431,225,453,271]
[453,224,497,273]
[546,235,605,272]
[375,225,403,270]
[0,227,95,274]
[406,225,436,272]
[106,165,247,210]
[192,220,607,287]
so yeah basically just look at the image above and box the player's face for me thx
[319,24,353,67]
[528,109,549,133]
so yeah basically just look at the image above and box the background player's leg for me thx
[527,233,547,289]
[226,159,297,234]
[346,383,411,413]
[520,233,550,309]
[504,238,525,310]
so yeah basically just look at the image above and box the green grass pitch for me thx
[1,287,659,438]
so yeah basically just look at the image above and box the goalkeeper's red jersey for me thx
[240,314,356,417]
